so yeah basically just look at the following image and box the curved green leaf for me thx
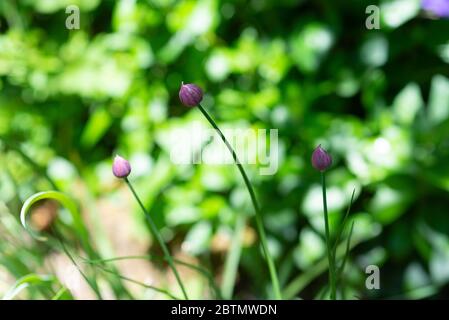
[20,191,90,249]
[3,274,55,300]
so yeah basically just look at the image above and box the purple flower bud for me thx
[311,145,332,172]
[179,82,203,107]
[112,155,131,178]
[422,0,449,18]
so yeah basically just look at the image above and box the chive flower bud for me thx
[311,145,332,172]
[112,155,131,178]
[179,82,203,107]
[422,0,449,18]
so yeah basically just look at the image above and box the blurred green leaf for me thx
[80,108,113,149]
[428,75,449,125]
[2,274,55,300]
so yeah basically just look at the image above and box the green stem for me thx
[81,254,221,299]
[125,179,189,300]
[321,172,336,300]
[197,103,282,300]
[53,229,103,300]
[95,265,181,300]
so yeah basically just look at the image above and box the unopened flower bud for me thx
[311,145,332,172]
[112,155,131,178]
[422,0,449,18]
[179,82,203,107]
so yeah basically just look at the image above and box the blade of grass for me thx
[283,232,367,300]
[81,254,221,299]
[221,214,246,299]
[20,191,103,299]
[82,190,134,299]
[20,191,91,253]
[125,178,189,300]
[2,274,55,300]
[337,221,355,289]
[55,231,103,299]
[44,227,134,299]
[332,189,356,254]
[339,221,355,274]
[93,264,181,300]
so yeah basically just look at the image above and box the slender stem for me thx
[125,179,189,300]
[52,228,103,300]
[96,265,181,300]
[81,254,222,299]
[321,172,336,300]
[197,103,282,300]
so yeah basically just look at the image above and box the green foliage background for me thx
[1,0,449,299]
